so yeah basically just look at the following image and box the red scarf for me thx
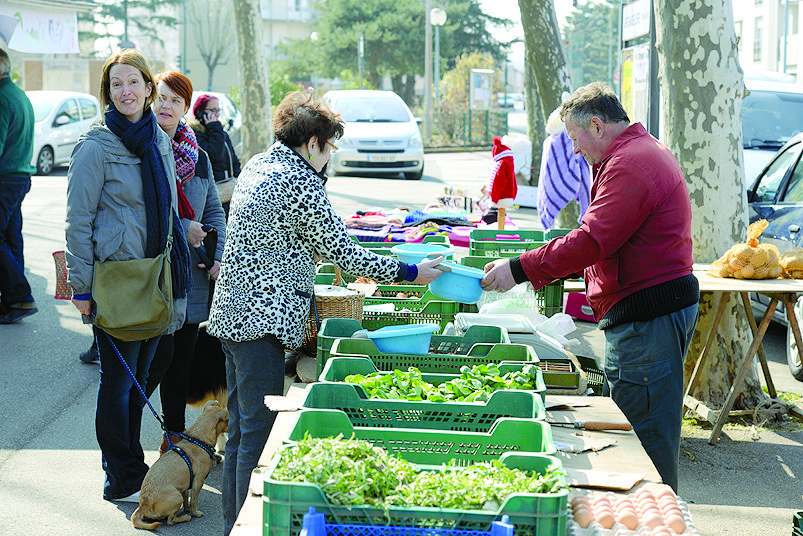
[171,123,197,220]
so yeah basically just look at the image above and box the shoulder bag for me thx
[91,234,174,342]
[215,141,237,203]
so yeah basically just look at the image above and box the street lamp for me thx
[430,8,446,103]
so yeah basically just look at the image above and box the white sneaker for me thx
[114,491,140,503]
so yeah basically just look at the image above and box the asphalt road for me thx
[1,149,801,535]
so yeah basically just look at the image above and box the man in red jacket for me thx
[481,82,699,492]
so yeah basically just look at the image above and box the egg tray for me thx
[566,493,701,536]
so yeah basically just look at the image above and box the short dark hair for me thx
[560,81,630,127]
[155,70,193,109]
[0,48,10,78]
[273,90,344,149]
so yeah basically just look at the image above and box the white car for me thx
[28,91,101,175]
[742,71,803,183]
[322,90,425,180]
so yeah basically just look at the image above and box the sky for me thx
[478,0,573,67]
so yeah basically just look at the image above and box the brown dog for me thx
[131,400,229,530]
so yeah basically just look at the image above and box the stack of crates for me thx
[462,229,564,317]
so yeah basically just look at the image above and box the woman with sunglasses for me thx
[206,89,444,535]
[190,94,241,215]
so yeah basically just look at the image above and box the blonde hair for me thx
[99,49,157,111]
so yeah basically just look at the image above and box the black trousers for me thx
[145,322,200,432]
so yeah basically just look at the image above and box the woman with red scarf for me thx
[145,71,227,453]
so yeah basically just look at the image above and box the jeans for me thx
[0,179,33,306]
[146,323,200,433]
[220,335,284,536]
[94,327,161,500]
[603,303,699,493]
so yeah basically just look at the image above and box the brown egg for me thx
[615,498,636,509]
[660,505,683,519]
[658,495,678,509]
[592,496,612,508]
[571,495,590,509]
[573,506,593,528]
[595,510,615,529]
[665,513,687,534]
[642,511,664,529]
[654,486,676,499]
[616,509,639,530]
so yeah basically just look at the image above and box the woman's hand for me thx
[206,260,222,280]
[72,298,93,316]
[481,258,516,292]
[412,255,446,285]
[186,221,207,248]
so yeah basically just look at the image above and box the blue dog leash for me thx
[100,330,217,490]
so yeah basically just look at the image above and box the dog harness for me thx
[167,433,218,492]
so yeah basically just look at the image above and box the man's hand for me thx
[413,255,446,285]
[481,258,517,292]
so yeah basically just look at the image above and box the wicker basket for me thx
[302,283,364,355]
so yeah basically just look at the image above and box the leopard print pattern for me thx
[207,141,403,348]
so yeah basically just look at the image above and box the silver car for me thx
[322,90,425,180]
[28,91,101,175]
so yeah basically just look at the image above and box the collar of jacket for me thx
[276,140,328,186]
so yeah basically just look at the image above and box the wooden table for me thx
[231,389,664,535]
[684,268,803,445]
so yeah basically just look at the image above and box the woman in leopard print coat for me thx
[207,90,444,534]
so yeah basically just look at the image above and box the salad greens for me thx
[344,363,541,402]
[273,435,567,510]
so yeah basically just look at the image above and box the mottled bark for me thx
[654,0,764,409]
[517,0,572,187]
[232,0,273,162]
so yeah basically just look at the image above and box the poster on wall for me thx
[0,5,80,54]
[620,44,650,126]
[469,69,494,111]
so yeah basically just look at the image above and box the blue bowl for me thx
[358,324,440,354]
[428,261,485,304]
[390,243,454,264]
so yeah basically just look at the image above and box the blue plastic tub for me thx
[390,243,454,264]
[429,261,485,304]
[357,324,440,354]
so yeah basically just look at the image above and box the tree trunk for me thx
[232,0,272,163]
[207,66,215,92]
[654,0,765,410]
[517,0,572,187]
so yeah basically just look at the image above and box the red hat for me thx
[488,137,517,206]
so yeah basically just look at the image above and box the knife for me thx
[548,420,632,431]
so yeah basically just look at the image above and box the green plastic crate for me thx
[469,229,546,258]
[283,409,556,464]
[459,256,495,270]
[545,228,572,240]
[300,382,546,431]
[328,338,538,374]
[361,294,459,333]
[316,319,512,376]
[262,450,568,536]
[318,357,547,404]
[794,511,803,536]
[537,357,581,390]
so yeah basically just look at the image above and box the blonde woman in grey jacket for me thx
[65,50,191,504]
[207,90,443,535]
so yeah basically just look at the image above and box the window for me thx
[55,99,79,126]
[753,142,801,202]
[784,153,803,202]
[78,98,98,121]
[754,17,763,62]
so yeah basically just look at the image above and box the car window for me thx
[743,90,803,146]
[29,94,61,122]
[783,153,803,202]
[333,97,410,122]
[55,99,80,125]
[753,142,802,202]
[78,98,98,121]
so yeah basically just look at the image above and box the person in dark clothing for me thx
[0,48,37,324]
[190,94,241,216]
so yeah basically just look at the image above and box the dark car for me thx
[747,131,803,381]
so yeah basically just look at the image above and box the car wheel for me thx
[786,296,803,382]
[405,167,423,180]
[36,146,54,175]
